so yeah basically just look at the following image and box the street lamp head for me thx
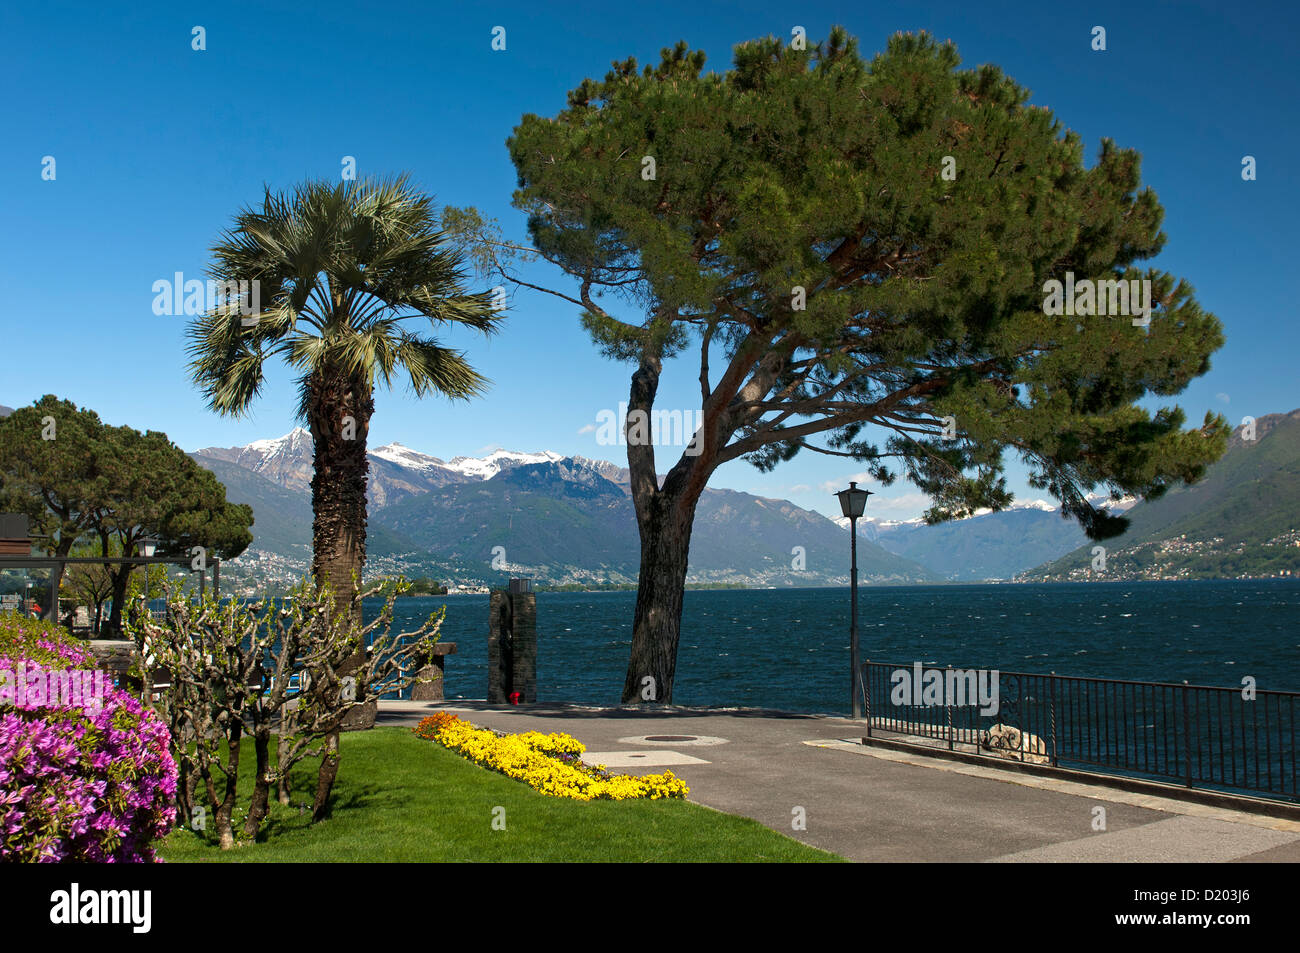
[137,536,159,558]
[836,481,873,519]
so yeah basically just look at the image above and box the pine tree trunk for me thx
[103,566,132,638]
[618,351,717,705]
[306,368,373,819]
[43,537,75,624]
[620,492,699,704]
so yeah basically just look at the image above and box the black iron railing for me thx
[861,660,1300,802]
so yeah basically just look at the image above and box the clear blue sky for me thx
[3,0,1296,523]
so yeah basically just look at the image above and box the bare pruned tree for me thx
[129,578,443,848]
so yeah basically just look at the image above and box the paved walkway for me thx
[377,699,1300,863]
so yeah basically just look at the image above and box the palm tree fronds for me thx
[394,334,491,401]
[189,173,501,416]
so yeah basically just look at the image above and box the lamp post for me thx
[136,536,159,622]
[836,481,872,719]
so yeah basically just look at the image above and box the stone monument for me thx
[488,578,536,704]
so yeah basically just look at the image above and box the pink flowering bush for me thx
[0,613,96,669]
[0,614,177,862]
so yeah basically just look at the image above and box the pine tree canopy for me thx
[0,395,253,558]
[481,27,1228,538]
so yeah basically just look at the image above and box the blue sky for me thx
[2,0,1296,523]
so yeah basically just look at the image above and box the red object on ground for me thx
[508,691,522,705]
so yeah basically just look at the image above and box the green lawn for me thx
[161,727,842,862]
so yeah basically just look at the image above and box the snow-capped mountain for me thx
[444,449,566,480]
[836,495,1136,533]
[189,429,1148,584]
[968,499,1058,518]
[370,442,448,471]
[196,427,317,492]
[189,429,935,587]
[371,442,571,480]
[195,430,574,502]
[834,514,925,534]
[1085,491,1139,512]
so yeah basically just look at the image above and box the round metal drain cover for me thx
[619,734,729,747]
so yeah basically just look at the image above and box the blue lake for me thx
[367,579,1300,714]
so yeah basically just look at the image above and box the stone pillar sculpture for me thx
[488,578,536,703]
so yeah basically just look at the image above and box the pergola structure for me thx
[0,513,220,625]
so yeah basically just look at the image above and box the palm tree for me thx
[186,176,501,811]
[188,175,500,602]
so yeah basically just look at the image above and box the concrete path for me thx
[377,699,1300,863]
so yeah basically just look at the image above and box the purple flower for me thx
[1,617,177,863]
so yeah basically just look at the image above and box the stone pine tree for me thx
[0,396,253,633]
[92,425,253,636]
[448,29,1229,704]
[187,175,501,814]
[0,398,111,621]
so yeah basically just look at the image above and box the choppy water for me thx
[367,580,1300,714]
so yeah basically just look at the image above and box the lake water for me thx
[369,580,1300,714]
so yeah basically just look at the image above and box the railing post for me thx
[1182,680,1193,788]
[1017,673,1026,762]
[1049,672,1058,767]
[863,659,871,738]
[946,665,954,750]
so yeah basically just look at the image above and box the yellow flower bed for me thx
[413,714,688,801]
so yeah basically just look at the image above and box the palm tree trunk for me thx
[306,369,373,818]
[308,370,372,610]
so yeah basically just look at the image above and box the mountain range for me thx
[190,430,934,589]
[860,503,1082,581]
[177,408,1299,589]
[8,396,1293,586]
[1027,411,1300,581]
